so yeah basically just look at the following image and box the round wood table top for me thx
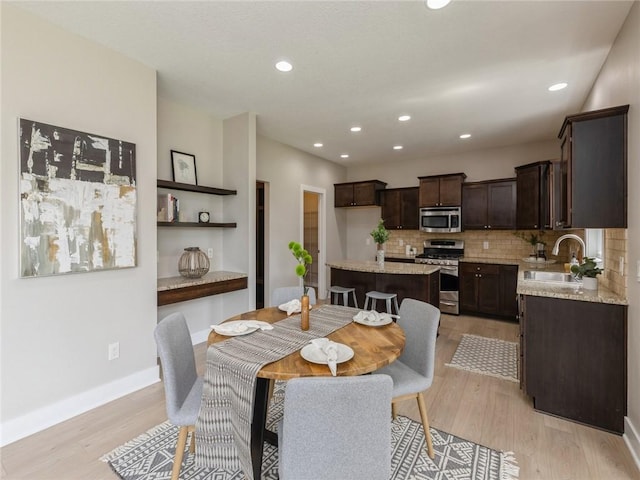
[207,306,405,380]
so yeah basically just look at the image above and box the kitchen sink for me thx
[523,270,578,283]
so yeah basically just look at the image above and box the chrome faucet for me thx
[551,234,586,256]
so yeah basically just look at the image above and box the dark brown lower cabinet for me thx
[460,263,518,320]
[520,294,627,433]
[330,268,439,310]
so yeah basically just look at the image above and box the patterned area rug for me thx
[101,387,518,480]
[446,334,519,382]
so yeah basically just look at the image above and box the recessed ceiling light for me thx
[426,0,451,10]
[393,145,403,150]
[340,154,349,158]
[275,60,293,72]
[313,143,323,148]
[548,82,568,91]
[398,115,411,122]
[459,133,471,139]
[350,126,362,132]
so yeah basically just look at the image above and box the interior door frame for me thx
[300,184,326,300]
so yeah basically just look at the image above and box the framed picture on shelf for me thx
[171,150,197,185]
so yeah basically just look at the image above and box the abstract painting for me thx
[19,119,137,277]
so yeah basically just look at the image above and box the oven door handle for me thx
[440,301,457,307]
[439,266,458,273]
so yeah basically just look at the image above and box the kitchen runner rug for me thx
[446,333,519,382]
[101,387,519,480]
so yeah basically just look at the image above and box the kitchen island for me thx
[327,260,440,309]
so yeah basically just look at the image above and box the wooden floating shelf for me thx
[158,276,248,306]
[157,221,237,228]
[157,179,237,196]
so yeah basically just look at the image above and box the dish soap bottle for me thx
[569,252,579,267]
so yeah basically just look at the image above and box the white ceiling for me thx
[14,1,634,166]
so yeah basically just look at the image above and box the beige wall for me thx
[346,140,559,187]
[0,5,158,444]
[156,97,228,342]
[582,1,640,462]
[256,135,346,302]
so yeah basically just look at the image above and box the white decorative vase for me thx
[376,247,385,268]
[582,276,598,290]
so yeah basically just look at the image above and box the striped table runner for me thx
[195,304,356,479]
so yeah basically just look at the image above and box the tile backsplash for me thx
[384,229,578,262]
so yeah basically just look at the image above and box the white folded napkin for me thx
[279,299,301,316]
[353,310,391,324]
[211,321,273,335]
[309,338,339,376]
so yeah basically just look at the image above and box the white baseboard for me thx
[0,366,159,447]
[624,416,640,473]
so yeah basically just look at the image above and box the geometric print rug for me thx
[445,334,519,383]
[101,384,519,480]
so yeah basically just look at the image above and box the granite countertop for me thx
[327,259,440,275]
[462,256,627,305]
[516,264,627,305]
[158,271,248,291]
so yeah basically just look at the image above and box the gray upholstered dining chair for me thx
[278,374,393,480]
[154,312,203,480]
[374,298,440,459]
[272,285,317,306]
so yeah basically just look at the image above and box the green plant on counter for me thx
[514,230,545,246]
[370,218,390,246]
[570,257,603,279]
[288,241,313,294]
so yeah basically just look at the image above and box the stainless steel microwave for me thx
[419,206,462,233]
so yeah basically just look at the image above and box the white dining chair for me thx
[278,374,393,480]
[374,298,440,458]
[154,312,203,480]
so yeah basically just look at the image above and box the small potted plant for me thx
[515,231,545,260]
[288,241,313,330]
[570,256,602,290]
[370,219,390,267]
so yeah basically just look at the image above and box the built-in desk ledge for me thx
[327,260,440,276]
[157,271,248,306]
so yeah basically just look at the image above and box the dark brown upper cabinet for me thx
[381,187,419,230]
[334,180,387,207]
[418,173,466,207]
[555,104,629,229]
[462,179,516,230]
[515,161,552,230]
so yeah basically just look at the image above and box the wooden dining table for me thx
[206,305,406,479]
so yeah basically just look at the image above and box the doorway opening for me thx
[256,181,265,309]
[301,186,326,300]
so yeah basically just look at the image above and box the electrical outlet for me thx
[207,248,214,258]
[483,241,489,250]
[619,256,624,275]
[366,238,371,245]
[399,239,404,247]
[108,342,120,361]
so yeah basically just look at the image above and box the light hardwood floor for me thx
[2,314,639,479]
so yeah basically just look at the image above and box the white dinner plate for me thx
[278,304,312,313]
[353,314,393,327]
[212,321,260,336]
[300,343,354,365]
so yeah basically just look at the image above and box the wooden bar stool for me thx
[328,286,358,308]
[364,291,400,317]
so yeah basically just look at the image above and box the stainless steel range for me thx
[415,239,464,315]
